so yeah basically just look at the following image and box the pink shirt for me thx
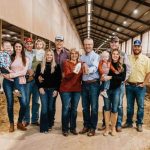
[10,57,29,84]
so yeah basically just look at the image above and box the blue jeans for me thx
[24,80,40,123]
[60,92,80,132]
[39,88,56,132]
[126,84,146,125]
[117,82,125,127]
[101,80,110,91]
[3,79,27,123]
[104,87,120,113]
[81,81,100,130]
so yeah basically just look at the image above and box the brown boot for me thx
[9,123,14,132]
[110,113,118,136]
[17,123,27,131]
[103,111,110,136]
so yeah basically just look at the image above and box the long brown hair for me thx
[11,40,26,66]
[111,49,124,72]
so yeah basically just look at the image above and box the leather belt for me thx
[83,79,99,84]
[127,82,143,86]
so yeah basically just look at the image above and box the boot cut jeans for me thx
[125,84,146,125]
[39,88,57,132]
[60,92,80,132]
[81,81,100,130]
[24,80,40,123]
[3,78,27,123]
[103,87,121,113]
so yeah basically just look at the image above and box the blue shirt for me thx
[80,50,100,81]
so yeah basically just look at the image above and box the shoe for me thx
[87,129,95,137]
[116,126,122,132]
[70,129,78,135]
[136,125,143,132]
[17,123,27,131]
[79,127,89,134]
[122,123,133,128]
[48,127,52,131]
[31,122,40,126]
[40,131,49,134]
[101,91,108,98]
[62,131,69,137]
[98,124,106,131]
[9,123,14,132]
[23,122,30,127]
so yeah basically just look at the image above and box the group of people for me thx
[0,34,150,137]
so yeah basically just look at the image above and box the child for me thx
[98,50,119,98]
[32,39,45,71]
[0,41,21,97]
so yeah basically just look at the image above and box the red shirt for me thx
[59,60,82,92]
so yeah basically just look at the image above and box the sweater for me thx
[59,60,82,92]
[35,62,62,90]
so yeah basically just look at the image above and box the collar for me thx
[85,50,94,56]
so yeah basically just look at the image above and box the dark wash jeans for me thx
[81,81,100,130]
[39,88,57,132]
[60,92,80,132]
[3,78,27,123]
[103,87,121,113]
[125,84,146,125]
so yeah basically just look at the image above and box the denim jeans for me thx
[117,82,125,127]
[39,88,57,132]
[81,81,100,130]
[104,87,120,113]
[126,84,146,125]
[60,92,80,132]
[24,80,40,123]
[3,79,27,123]
[102,80,110,90]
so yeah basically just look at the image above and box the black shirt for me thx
[109,62,126,89]
[35,62,62,90]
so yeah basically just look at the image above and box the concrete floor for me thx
[0,96,150,150]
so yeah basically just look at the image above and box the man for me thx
[79,38,100,136]
[99,36,131,132]
[123,40,150,132]
[53,35,69,127]
[23,38,40,126]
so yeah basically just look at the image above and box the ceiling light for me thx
[123,21,127,25]
[112,32,115,35]
[109,36,112,38]
[133,9,138,15]
[116,27,120,31]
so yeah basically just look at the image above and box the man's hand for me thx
[82,63,89,74]
[38,75,44,83]
[27,69,34,76]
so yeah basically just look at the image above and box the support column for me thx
[21,29,24,41]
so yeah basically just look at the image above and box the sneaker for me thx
[101,91,108,98]
[122,123,133,128]
[136,125,143,132]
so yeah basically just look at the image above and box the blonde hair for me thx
[35,39,46,49]
[70,48,80,61]
[41,49,56,74]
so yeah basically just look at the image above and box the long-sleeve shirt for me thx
[108,62,126,89]
[9,57,29,84]
[35,62,62,90]
[0,50,11,68]
[59,60,82,92]
[80,50,100,81]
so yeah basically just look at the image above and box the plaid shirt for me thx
[0,51,11,68]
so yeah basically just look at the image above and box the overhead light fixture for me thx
[112,32,115,35]
[109,36,112,38]
[123,21,127,25]
[116,27,120,31]
[133,9,138,15]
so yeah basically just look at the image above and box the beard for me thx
[133,50,141,55]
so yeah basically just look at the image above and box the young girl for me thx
[98,50,119,98]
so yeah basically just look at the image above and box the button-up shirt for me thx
[80,50,100,81]
[25,49,36,69]
[127,53,150,83]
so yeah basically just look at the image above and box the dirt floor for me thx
[0,87,150,150]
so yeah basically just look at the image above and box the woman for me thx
[3,41,29,132]
[102,49,126,136]
[59,48,82,137]
[35,49,61,133]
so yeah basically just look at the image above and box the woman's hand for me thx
[39,88,45,95]
[2,74,10,79]
[82,63,89,74]
[27,69,34,76]
[101,75,112,81]
[53,90,58,97]
[38,75,44,83]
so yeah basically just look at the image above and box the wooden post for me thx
[30,33,33,39]
[21,29,24,41]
